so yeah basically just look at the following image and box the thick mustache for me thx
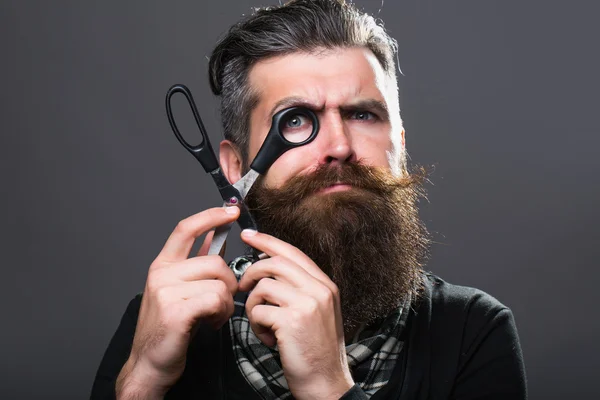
[246,162,423,213]
[280,163,409,197]
[275,169,361,199]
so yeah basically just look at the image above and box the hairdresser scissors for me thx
[166,84,319,276]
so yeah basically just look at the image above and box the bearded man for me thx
[91,1,527,399]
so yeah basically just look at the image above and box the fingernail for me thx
[225,206,238,214]
[241,229,257,237]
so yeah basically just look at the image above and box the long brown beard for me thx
[245,161,431,333]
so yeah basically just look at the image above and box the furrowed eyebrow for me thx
[265,97,389,124]
[339,99,390,121]
[268,97,323,118]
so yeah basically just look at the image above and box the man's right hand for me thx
[115,206,240,399]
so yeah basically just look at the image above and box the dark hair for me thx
[208,0,399,163]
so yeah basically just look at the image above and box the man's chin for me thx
[297,189,380,232]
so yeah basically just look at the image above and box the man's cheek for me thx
[266,153,314,188]
[354,148,387,169]
[260,169,285,189]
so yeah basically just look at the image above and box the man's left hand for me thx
[239,229,355,400]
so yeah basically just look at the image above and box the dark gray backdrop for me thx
[2,0,598,399]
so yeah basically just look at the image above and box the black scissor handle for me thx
[166,84,219,173]
[250,106,320,174]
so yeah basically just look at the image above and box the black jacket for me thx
[91,273,527,399]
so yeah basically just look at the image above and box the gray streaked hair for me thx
[208,0,400,166]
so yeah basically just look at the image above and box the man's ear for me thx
[220,139,244,184]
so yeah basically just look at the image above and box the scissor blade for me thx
[208,221,233,256]
[233,169,260,199]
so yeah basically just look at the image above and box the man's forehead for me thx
[248,47,392,122]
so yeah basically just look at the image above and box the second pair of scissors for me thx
[165,84,320,276]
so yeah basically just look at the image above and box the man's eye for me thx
[281,114,313,143]
[286,115,307,127]
[351,111,376,121]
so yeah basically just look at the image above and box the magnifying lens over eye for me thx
[250,105,319,175]
[280,112,315,143]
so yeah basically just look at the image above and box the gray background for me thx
[1,0,598,398]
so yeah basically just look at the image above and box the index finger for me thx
[157,206,240,263]
[240,229,332,286]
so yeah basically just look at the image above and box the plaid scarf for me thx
[228,257,410,400]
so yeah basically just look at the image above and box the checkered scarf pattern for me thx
[228,261,410,399]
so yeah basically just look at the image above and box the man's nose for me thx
[318,113,356,166]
